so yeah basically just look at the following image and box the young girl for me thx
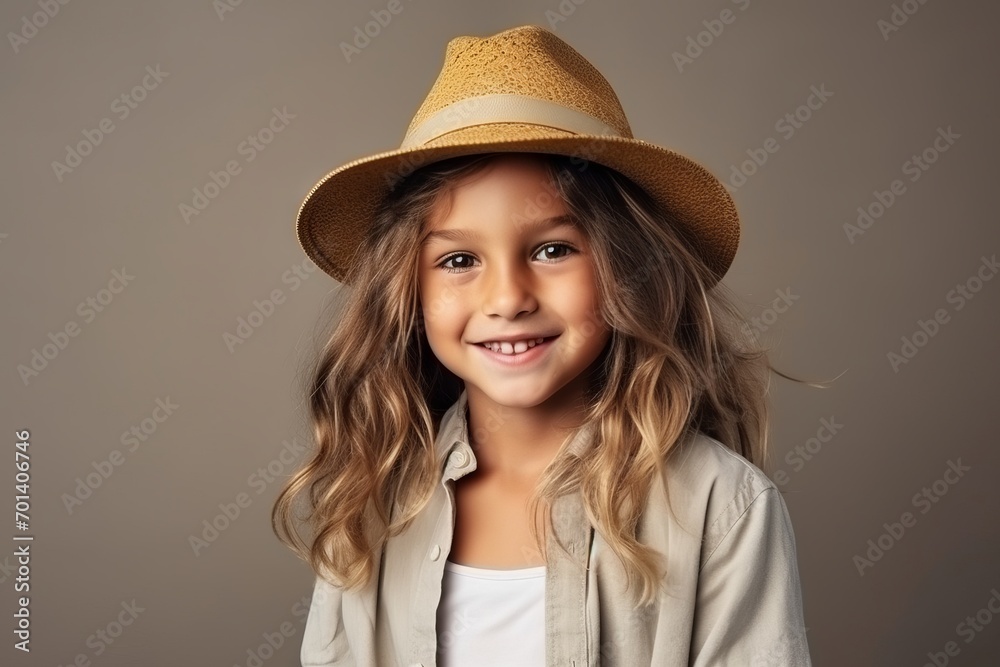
[274,24,812,666]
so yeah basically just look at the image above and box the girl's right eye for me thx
[438,253,477,273]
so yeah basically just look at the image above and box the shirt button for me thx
[450,449,469,467]
[429,544,441,561]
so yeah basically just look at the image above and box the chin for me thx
[484,393,548,410]
[470,379,564,409]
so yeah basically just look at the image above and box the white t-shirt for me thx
[436,559,546,666]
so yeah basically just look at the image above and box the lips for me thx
[475,335,558,365]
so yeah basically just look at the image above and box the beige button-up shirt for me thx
[300,389,812,666]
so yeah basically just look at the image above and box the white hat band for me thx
[400,93,623,149]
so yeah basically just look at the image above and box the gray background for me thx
[2,0,998,665]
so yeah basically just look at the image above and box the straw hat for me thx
[295,24,739,286]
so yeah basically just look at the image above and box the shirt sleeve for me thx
[690,487,813,666]
[300,573,356,667]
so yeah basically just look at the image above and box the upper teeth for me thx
[482,337,546,354]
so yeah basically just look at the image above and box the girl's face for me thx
[417,154,611,411]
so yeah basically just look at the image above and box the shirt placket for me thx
[407,445,473,666]
[545,490,598,666]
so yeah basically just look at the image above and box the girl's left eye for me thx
[437,243,576,274]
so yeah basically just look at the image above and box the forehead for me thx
[422,155,567,231]
[420,214,578,248]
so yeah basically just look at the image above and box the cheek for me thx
[421,281,464,317]
[562,270,604,322]
[416,272,439,316]
[419,281,464,331]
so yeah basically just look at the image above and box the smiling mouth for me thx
[476,336,558,355]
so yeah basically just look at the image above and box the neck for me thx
[463,385,589,481]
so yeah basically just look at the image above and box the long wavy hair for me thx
[272,151,820,607]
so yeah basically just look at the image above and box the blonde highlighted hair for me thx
[273,151,816,607]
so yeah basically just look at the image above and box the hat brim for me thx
[295,124,739,286]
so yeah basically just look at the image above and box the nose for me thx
[481,262,538,319]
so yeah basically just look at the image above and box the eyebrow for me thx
[420,214,577,247]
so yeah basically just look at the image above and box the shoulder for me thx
[659,435,813,663]
[665,430,775,500]
[658,431,785,567]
